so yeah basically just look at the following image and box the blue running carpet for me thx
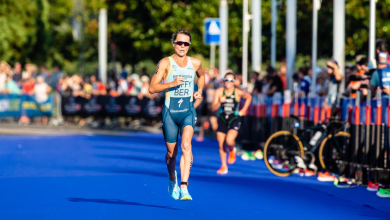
[0,132,389,219]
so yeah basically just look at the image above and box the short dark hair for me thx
[357,57,368,66]
[298,66,309,76]
[172,29,192,42]
[252,71,260,78]
[224,72,235,78]
[376,39,388,53]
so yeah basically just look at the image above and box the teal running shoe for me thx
[168,171,180,200]
[180,188,192,201]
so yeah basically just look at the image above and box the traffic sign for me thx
[204,18,221,45]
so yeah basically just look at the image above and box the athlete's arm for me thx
[211,88,223,112]
[193,59,204,100]
[149,58,183,94]
[237,89,252,116]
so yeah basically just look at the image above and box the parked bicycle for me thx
[263,115,350,177]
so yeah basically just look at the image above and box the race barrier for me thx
[61,95,163,118]
[0,94,53,118]
[240,92,390,186]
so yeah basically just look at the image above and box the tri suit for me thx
[217,88,241,134]
[161,56,197,143]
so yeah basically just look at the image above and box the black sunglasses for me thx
[175,41,191,47]
[224,78,235,82]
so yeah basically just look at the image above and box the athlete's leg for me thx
[166,142,179,182]
[210,116,218,132]
[225,129,239,150]
[217,131,227,167]
[180,125,194,189]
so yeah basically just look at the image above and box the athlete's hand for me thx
[171,76,183,87]
[220,96,226,103]
[239,110,246,116]
[194,91,202,100]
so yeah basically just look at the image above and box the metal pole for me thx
[210,44,216,68]
[219,0,228,77]
[271,0,277,68]
[242,0,250,88]
[369,0,376,63]
[286,0,296,91]
[99,9,107,85]
[311,0,319,98]
[333,0,345,93]
[252,0,261,72]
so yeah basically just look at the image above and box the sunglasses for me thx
[224,78,235,82]
[174,41,191,47]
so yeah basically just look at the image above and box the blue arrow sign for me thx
[204,18,221,45]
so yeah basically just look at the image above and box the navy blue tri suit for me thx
[217,89,241,134]
[161,56,197,143]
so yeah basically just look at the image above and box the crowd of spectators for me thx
[0,61,54,103]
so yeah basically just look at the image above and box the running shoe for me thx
[168,171,180,200]
[367,181,379,192]
[217,166,228,175]
[241,151,256,161]
[317,171,335,182]
[304,169,316,177]
[334,177,356,188]
[254,149,264,160]
[376,187,390,198]
[180,188,193,201]
[228,148,236,164]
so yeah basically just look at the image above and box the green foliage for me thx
[2,0,390,74]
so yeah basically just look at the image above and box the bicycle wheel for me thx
[264,130,304,177]
[318,131,350,174]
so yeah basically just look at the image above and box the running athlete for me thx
[211,73,252,174]
[149,29,205,200]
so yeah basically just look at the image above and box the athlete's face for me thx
[173,34,191,57]
[224,75,235,89]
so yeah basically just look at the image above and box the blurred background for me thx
[0,0,389,128]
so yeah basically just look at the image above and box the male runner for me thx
[149,29,204,200]
[211,73,252,174]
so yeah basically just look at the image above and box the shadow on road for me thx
[67,198,182,210]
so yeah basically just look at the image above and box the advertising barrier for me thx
[0,94,53,118]
[61,95,164,118]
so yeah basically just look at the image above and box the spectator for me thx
[117,77,128,96]
[120,64,128,79]
[39,65,50,82]
[325,60,342,105]
[265,66,284,97]
[141,67,148,77]
[34,76,51,103]
[138,75,155,100]
[251,71,263,94]
[60,76,72,97]
[315,71,328,97]
[297,66,311,97]
[35,76,52,125]
[71,75,84,97]
[235,72,243,89]
[90,75,107,95]
[370,52,390,97]
[0,61,12,91]
[49,64,63,90]
[127,74,141,96]
[13,62,22,87]
[279,59,287,90]
[3,73,21,95]
[22,77,35,96]
[83,76,92,98]
[346,57,368,97]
